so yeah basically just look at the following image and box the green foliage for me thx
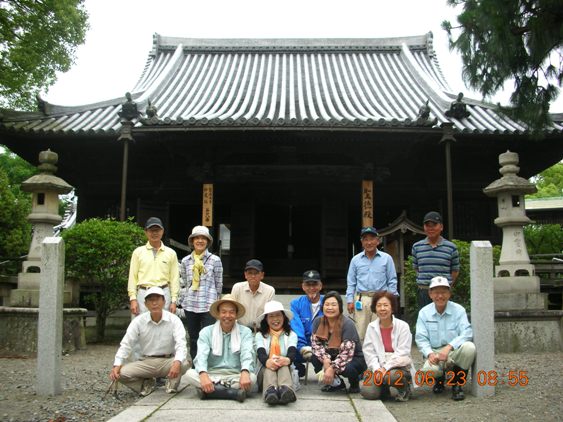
[62,218,145,340]
[0,0,88,109]
[524,224,563,255]
[0,167,31,274]
[527,163,563,198]
[0,145,37,194]
[442,0,562,133]
[403,240,501,326]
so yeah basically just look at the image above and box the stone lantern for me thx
[9,149,73,307]
[483,150,545,311]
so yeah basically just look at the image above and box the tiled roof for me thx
[2,33,562,135]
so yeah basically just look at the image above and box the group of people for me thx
[110,211,475,404]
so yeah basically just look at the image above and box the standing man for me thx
[230,259,275,330]
[346,227,398,341]
[186,295,256,402]
[415,276,475,401]
[109,287,190,396]
[128,217,180,316]
[290,270,324,377]
[412,211,460,310]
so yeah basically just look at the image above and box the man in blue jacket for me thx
[290,270,324,378]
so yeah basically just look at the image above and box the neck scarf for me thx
[191,251,205,291]
[211,320,241,356]
[268,328,283,358]
[314,315,342,349]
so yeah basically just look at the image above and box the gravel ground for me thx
[1,344,562,421]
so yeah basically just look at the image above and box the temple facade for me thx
[1,33,562,287]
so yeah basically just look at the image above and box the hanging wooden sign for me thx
[202,183,213,227]
[362,180,373,227]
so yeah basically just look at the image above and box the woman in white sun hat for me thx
[255,300,298,405]
[180,225,223,360]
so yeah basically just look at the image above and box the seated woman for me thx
[255,300,298,405]
[311,291,366,393]
[360,291,415,402]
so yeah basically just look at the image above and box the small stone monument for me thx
[9,149,73,307]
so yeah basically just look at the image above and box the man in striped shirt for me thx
[411,211,460,310]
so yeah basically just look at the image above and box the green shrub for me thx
[403,240,501,327]
[62,218,145,341]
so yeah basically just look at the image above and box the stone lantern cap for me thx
[21,149,73,194]
[483,150,537,197]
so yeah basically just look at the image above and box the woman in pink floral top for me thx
[311,291,366,393]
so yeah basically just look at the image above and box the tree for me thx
[62,218,145,341]
[528,162,563,198]
[0,145,37,194]
[524,224,563,255]
[0,0,88,110]
[442,0,562,132]
[0,167,30,275]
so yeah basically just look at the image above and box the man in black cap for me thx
[230,259,275,330]
[127,217,180,315]
[411,211,460,310]
[290,270,324,378]
[346,226,398,341]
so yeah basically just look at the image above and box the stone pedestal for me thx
[495,310,563,352]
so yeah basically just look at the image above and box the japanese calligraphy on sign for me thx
[362,180,373,227]
[202,183,213,227]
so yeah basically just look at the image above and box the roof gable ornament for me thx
[445,92,471,120]
[415,99,437,126]
[140,99,159,125]
[118,92,141,121]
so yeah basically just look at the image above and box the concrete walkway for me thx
[107,371,397,422]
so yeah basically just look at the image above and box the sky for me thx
[44,0,563,112]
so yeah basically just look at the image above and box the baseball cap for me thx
[423,211,442,224]
[245,259,264,272]
[360,226,379,237]
[429,276,450,289]
[302,270,321,283]
[145,217,164,229]
[144,286,165,298]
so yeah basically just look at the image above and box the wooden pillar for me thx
[202,183,213,227]
[118,120,133,221]
[440,123,456,239]
[362,179,373,228]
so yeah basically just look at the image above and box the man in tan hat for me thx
[109,287,190,396]
[415,276,475,401]
[231,259,275,330]
[185,294,256,402]
[128,217,180,316]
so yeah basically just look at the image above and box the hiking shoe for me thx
[433,377,445,394]
[278,385,296,404]
[321,382,346,392]
[264,386,279,405]
[165,378,178,393]
[395,382,411,402]
[140,378,156,396]
[452,385,465,401]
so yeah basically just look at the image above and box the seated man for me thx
[415,276,476,401]
[109,287,190,396]
[186,294,256,402]
[231,259,275,331]
[290,270,324,377]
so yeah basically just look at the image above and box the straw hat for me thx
[209,294,245,319]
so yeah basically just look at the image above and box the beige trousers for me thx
[185,368,257,389]
[119,357,190,393]
[258,366,293,396]
[420,341,476,377]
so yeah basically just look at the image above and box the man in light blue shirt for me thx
[346,226,398,341]
[415,276,475,401]
[186,295,256,402]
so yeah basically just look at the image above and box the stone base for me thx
[494,310,563,352]
[495,292,547,311]
[494,275,540,294]
[9,289,73,307]
[0,306,87,356]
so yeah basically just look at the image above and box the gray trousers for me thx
[258,366,293,396]
[420,341,476,377]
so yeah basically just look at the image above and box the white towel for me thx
[211,320,241,356]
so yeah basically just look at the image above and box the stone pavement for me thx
[107,368,397,422]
